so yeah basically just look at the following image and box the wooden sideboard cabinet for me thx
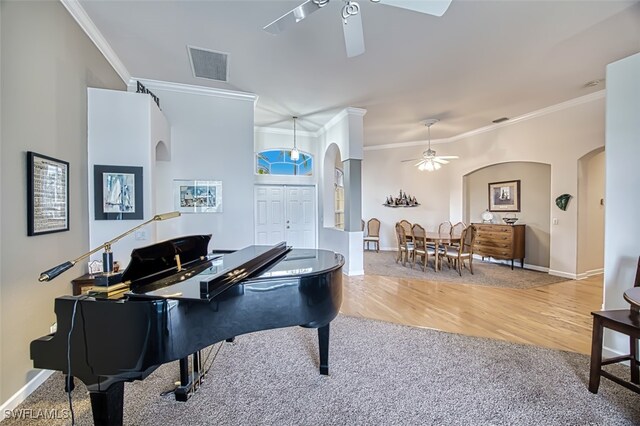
[472,223,525,269]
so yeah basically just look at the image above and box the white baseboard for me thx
[0,369,53,421]
[345,269,364,276]
[547,269,578,280]
[575,268,604,280]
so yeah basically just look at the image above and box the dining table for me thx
[424,232,462,271]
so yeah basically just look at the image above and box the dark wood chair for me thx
[589,257,640,394]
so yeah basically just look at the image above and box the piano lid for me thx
[120,234,211,285]
[128,242,291,301]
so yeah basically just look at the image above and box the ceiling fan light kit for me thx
[264,0,452,58]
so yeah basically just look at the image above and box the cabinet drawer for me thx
[476,232,512,241]
[475,225,512,234]
[475,240,512,250]
[475,247,513,258]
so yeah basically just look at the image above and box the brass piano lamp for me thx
[38,211,181,283]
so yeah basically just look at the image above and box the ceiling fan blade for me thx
[377,0,452,17]
[400,158,421,163]
[263,0,324,35]
[343,10,365,58]
[414,160,426,167]
[435,155,459,159]
[433,158,449,164]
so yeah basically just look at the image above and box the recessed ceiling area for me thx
[77,0,640,145]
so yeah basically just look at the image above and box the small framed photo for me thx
[488,180,521,212]
[174,180,222,213]
[94,165,143,220]
[27,151,70,236]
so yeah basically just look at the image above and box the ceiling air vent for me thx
[188,46,229,82]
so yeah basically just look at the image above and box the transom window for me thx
[256,149,313,176]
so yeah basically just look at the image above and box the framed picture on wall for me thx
[94,165,143,220]
[27,151,70,236]
[173,180,223,213]
[488,180,521,212]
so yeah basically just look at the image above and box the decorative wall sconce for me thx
[555,193,572,211]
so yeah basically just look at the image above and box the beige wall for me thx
[0,0,124,404]
[464,162,551,268]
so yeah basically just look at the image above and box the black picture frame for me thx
[94,165,143,220]
[488,179,521,212]
[27,151,70,236]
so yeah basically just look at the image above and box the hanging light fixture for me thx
[290,116,300,161]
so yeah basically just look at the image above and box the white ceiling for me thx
[77,0,640,145]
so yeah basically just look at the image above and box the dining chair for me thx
[450,221,466,239]
[435,221,453,258]
[438,221,452,235]
[399,220,412,240]
[411,223,437,271]
[363,218,381,252]
[395,222,414,266]
[589,257,640,395]
[442,226,475,275]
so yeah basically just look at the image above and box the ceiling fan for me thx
[401,119,458,171]
[263,0,452,58]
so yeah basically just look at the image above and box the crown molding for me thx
[364,89,606,151]
[446,89,606,143]
[60,0,131,83]
[317,107,368,136]
[365,137,448,151]
[128,78,257,102]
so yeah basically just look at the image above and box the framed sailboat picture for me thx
[94,165,143,220]
[173,179,223,213]
[488,180,520,212]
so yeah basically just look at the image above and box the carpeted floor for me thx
[364,250,567,289]
[4,315,639,425]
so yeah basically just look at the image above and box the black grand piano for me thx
[31,235,344,425]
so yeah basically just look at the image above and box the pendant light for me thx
[291,116,300,161]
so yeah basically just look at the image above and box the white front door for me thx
[255,185,316,248]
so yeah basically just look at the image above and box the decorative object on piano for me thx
[555,193,572,211]
[502,213,518,225]
[488,180,521,212]
[481,209,494,224]
[94,165,143,220]
[38,211,181,284]
[173,179,223,213]
[88,259,103,274]
[383,189,420,208]
[26,151,69,236]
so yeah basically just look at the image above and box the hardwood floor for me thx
[340,272,603,355]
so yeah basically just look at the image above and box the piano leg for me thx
[175,351,205,402]
[89,381,124,426]
[318,324,330,375]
